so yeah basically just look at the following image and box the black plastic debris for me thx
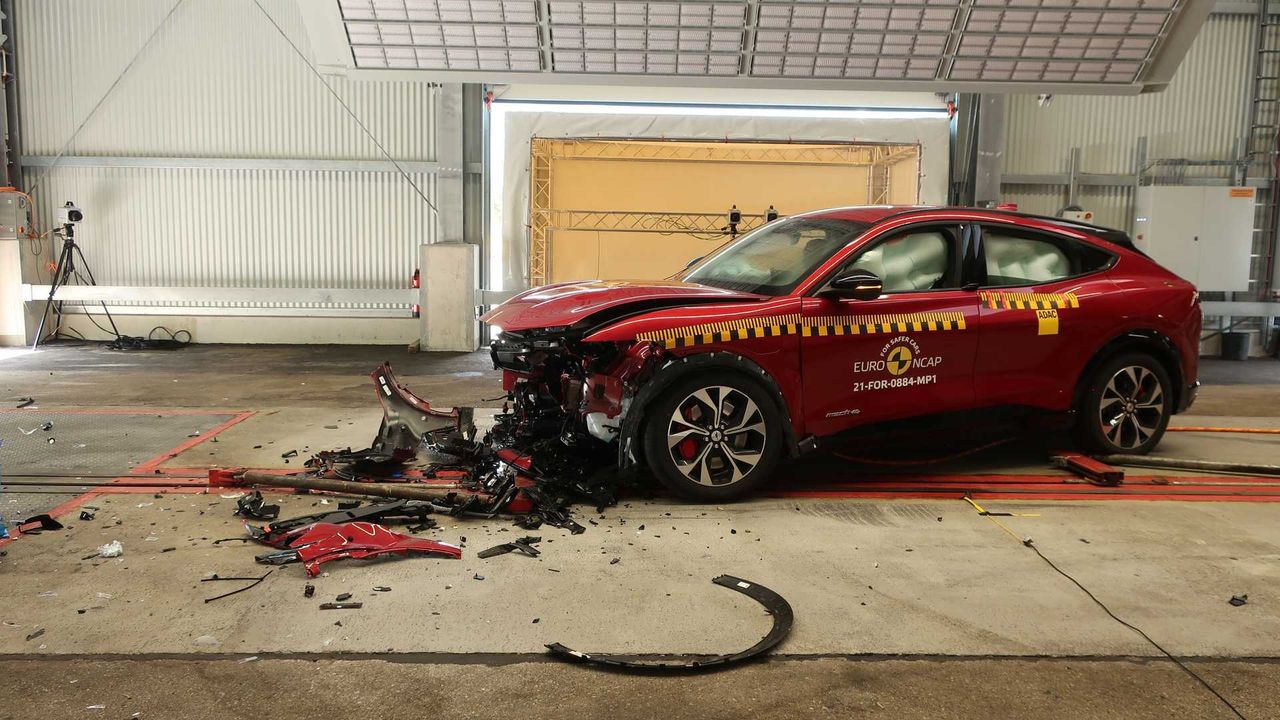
[373,586,391,592]
[17,514,64,534]
[234,491,280,521]
[546,575,793,672]
[281,449,299,459]
[477,536,542,559]
[202,571,272,603]
[338,500,362,510]
[1229,594,1249,607]
[304,584,315,598]
[25,628,45,642]
[40,421,52,431]
[320,602,362,610]
[79,509,97,521]
[335,593,353,602]
[16,397,34,408]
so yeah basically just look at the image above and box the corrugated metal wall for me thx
[1005,13,1254,177]
[18,0,441,310]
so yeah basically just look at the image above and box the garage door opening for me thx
[528,138,920,285]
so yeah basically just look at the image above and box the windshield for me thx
[681,217,871,295]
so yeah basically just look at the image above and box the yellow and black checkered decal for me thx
[800,311,966,337]
[635,311,966,350]
[979,291,1079,310]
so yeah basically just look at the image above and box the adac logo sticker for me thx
[851,336,942,392]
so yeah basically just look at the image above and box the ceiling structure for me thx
[333,0,1214,94]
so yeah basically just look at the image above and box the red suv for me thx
[482,207,1201,500]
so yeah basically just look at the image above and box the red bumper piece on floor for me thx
[288,521,462,577]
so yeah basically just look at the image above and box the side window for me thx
[838,228,957,293]
[981,227,1116,287]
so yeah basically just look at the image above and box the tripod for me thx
[31,224,120,350]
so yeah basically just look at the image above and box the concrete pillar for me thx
[420,242,479,351]
[0,192,28,346]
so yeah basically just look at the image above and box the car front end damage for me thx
[238,331,669,534]
[489,326,664,481]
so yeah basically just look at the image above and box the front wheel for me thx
[1075,353,1172,455]
[641,372,782,501]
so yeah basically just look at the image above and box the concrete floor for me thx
[1,343,1279,719]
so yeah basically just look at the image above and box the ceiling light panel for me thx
[964,7,1169,36]
[958,32,1155,61]
[346,21,538,48]
[552,49,739,74]
[342,0,1190,89]
[548,1,746,27]
[757,3,957,32]
[340,0,538,24]
[754,28,947,57]
[951,57,1141,83]
[753,53,938,80]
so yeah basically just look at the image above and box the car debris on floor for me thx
[213,362,632,535]
[546,575,794,671]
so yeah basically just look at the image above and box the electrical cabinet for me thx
[1133,186,1256,291]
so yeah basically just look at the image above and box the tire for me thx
[1075,352,1173,455]
[641,371,783,501]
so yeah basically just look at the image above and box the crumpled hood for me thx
[480,280,763,332]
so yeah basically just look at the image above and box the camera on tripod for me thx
[55,201,84,230]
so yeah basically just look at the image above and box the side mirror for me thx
[820,269,883,301]
[684,255,704,270]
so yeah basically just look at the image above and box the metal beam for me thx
[20,285,414,305]
[973,94,1005,206]
[1141,0,1216,91]
[21,155,450,174]
[1202,300,1280,316]
[345,67,1160,96]
[1003,173,1273,188]
[1,0,23,189]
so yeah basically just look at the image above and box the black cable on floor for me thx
[1024,539,1248,720]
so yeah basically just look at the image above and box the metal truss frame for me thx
[526,137,919,285]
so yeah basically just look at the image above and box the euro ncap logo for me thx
[886,345,914,376]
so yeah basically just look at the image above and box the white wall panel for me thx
[1005,14,1253,175]
[16,0,443,329]
[1002,185,1135,231]
[27,167,437,308]
[19,0,438,160]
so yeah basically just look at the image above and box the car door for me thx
[800,223,982,437]
[973,223,1120,410]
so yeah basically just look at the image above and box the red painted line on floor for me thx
[0,407,249,416]
[1,409,255,546]
[131,411,255,474]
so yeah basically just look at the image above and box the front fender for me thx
[618,350,803,473]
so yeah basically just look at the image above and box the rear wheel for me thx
[1075,353,1172,455]
[642,372,782,501]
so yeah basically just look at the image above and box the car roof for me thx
[796,205,1137,250]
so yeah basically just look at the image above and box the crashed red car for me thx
[482,206,1201,500]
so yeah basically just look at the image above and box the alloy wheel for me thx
[1097,365,1165,450]
[667,385,767,486]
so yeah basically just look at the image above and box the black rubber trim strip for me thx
[545,574,793,672]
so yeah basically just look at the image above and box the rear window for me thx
[982,227,1116,287]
